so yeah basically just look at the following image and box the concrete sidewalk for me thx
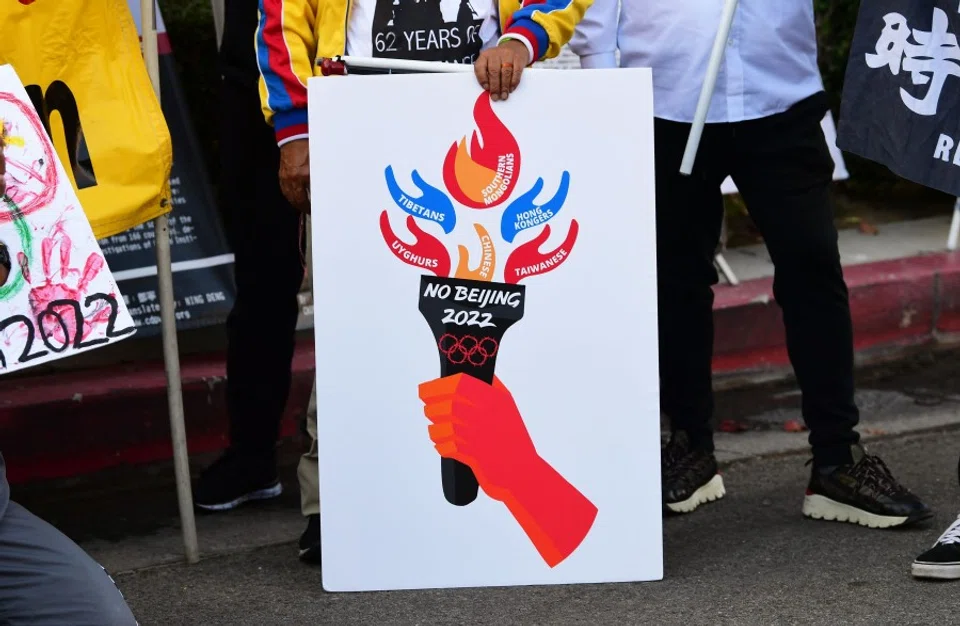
[1,215,958,485]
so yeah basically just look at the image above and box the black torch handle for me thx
[440,364,494,506]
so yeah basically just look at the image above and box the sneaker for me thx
[662,431,726,514]
[194,449,283,512]
[802,445,931,529]
[913,515,960,579]
[299,514,322,564]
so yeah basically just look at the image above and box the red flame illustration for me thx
[442,93,521,210]
[504,221,579,285]
[379,210,451,278]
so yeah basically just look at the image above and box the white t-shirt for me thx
[346,0,501,64]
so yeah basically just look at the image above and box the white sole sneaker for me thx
[802,493,909,528]
[665,474,725,514]
[195,482,283,512]
[912,561,960,580]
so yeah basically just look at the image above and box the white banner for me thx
[309,69,662,591]
[0,65,135,374]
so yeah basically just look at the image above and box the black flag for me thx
[836,0,960,196]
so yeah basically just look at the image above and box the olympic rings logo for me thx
[438,333,499,367]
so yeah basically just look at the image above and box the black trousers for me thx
[219,74,305,465]
[656,93,860,467]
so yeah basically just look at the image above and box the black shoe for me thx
[299,514,322,564]
[913,515,960,579]
[194,449,282,512]
[802,445,931,528]
[662,432,725,514]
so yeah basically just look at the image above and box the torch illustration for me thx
[418,275,525,504]
[379,93,580,506]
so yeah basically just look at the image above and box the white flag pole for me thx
[337,56,474,73]
[948,198,960,251]
[210,0,225,50]
[141,0,200,565]
[679,0,739,175]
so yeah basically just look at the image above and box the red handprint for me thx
[25,227,109,345]
[419,373,598,567]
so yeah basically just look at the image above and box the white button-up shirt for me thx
[569,1,825,123]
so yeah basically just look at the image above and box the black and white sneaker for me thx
[194,449,283,512]
[802,445,931,529]
[299,514,322,564]
[913,515,960,579]
[662,431,725,514]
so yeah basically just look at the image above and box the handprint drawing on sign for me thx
[22,223,114,349]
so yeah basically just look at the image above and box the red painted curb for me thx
[0,342,316,484]
[713,251,960,374]
[3,251,958,484]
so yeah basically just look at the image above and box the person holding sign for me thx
[570,1,932,528]
[247,0,592,563]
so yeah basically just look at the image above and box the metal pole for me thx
[714,253,739,286]
[679,0,739,175]
[210,0,225,50]
[948,197,960,251]
[141,0,200,564]
[338,56,473,73]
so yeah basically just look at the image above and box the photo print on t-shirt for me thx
[371,0,487,64]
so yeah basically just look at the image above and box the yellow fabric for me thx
[257,0,592,129]
[0,0,172,239]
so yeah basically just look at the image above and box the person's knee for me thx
[0,503,138,626]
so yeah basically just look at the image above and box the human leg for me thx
[654,118,730,514]
[0,502,137,625]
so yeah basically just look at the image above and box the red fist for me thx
[420,373,536,502]
[419,373,598,567]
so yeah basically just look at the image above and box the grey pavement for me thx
[118,432,960,626]
[11,350,960,625]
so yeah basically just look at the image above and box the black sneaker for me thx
[913,515,960,579]
[802,445,931,528]
[662,432,726,514]
[299,514,322,564]
[194,449,282,512]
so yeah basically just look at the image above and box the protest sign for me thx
[309,69,662,591]
[0,65,136,374]
[837,0,960,196]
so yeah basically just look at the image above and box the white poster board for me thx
[309,69,662,592]
[0,65,135,374]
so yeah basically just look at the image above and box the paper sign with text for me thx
[309,69,662,592]
[0,65,136,375]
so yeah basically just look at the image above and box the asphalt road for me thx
[113,431,960,625]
